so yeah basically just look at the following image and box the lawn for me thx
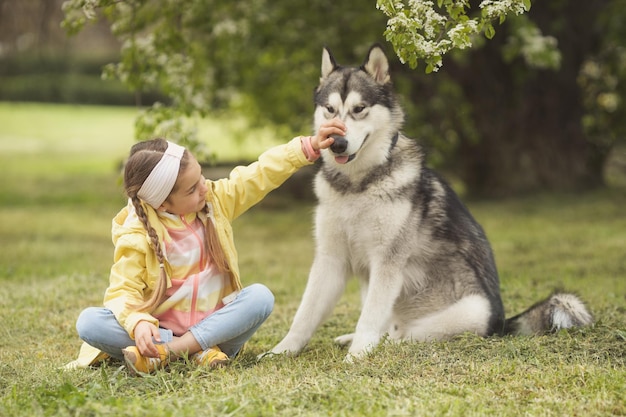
[0,103,624,416]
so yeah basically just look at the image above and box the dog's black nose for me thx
[330,135,348,154]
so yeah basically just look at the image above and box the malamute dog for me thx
[270,45,593,361]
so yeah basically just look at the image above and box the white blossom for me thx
[379,0,531,71]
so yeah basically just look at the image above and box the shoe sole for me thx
[122,348,143,377]
[209,358,229,368]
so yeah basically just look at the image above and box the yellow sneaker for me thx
[192,346,229,368]
[122,344,169,376]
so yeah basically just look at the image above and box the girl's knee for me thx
[75,307,99,339]
[246,283,274,315]
[76,307,116,342]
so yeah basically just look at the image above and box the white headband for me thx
[137,141,186,209]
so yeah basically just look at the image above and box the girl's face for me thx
[159,154,208,215]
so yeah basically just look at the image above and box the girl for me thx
[67,119,345,375]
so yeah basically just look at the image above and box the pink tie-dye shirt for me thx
[152,213,230,336]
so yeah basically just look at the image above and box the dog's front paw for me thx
[266,338,305,357]
[256,351,278,361]
[343,346,371,363]
[345,332,380,360]
[257,344,298,361]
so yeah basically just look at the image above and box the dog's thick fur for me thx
[269,45,593,361]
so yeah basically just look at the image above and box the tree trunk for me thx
[448,1,610,197]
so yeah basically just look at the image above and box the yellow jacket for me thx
[65,137,312,369]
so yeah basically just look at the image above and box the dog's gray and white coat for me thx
[269,45,592,361]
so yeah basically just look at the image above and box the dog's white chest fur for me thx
[313,171,413,274]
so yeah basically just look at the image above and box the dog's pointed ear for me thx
[321,47,337,80]
[362,44,390,85]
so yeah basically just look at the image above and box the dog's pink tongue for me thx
[335,155,350,164]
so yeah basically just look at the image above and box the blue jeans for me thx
[76,283,274,360]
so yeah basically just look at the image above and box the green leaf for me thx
[485,23,496,39]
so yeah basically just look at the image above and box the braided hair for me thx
[123,139,177,312]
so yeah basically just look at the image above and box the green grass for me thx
[1,103,625,416]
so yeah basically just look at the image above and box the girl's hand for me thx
[134,320,162,358]
[311,118,347,151]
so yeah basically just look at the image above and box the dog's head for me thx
[314,44,404,166]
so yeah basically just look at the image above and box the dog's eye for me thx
[353,106,365,114]
[325,105,335,114]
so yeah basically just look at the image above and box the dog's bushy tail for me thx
[504,293,593,335]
